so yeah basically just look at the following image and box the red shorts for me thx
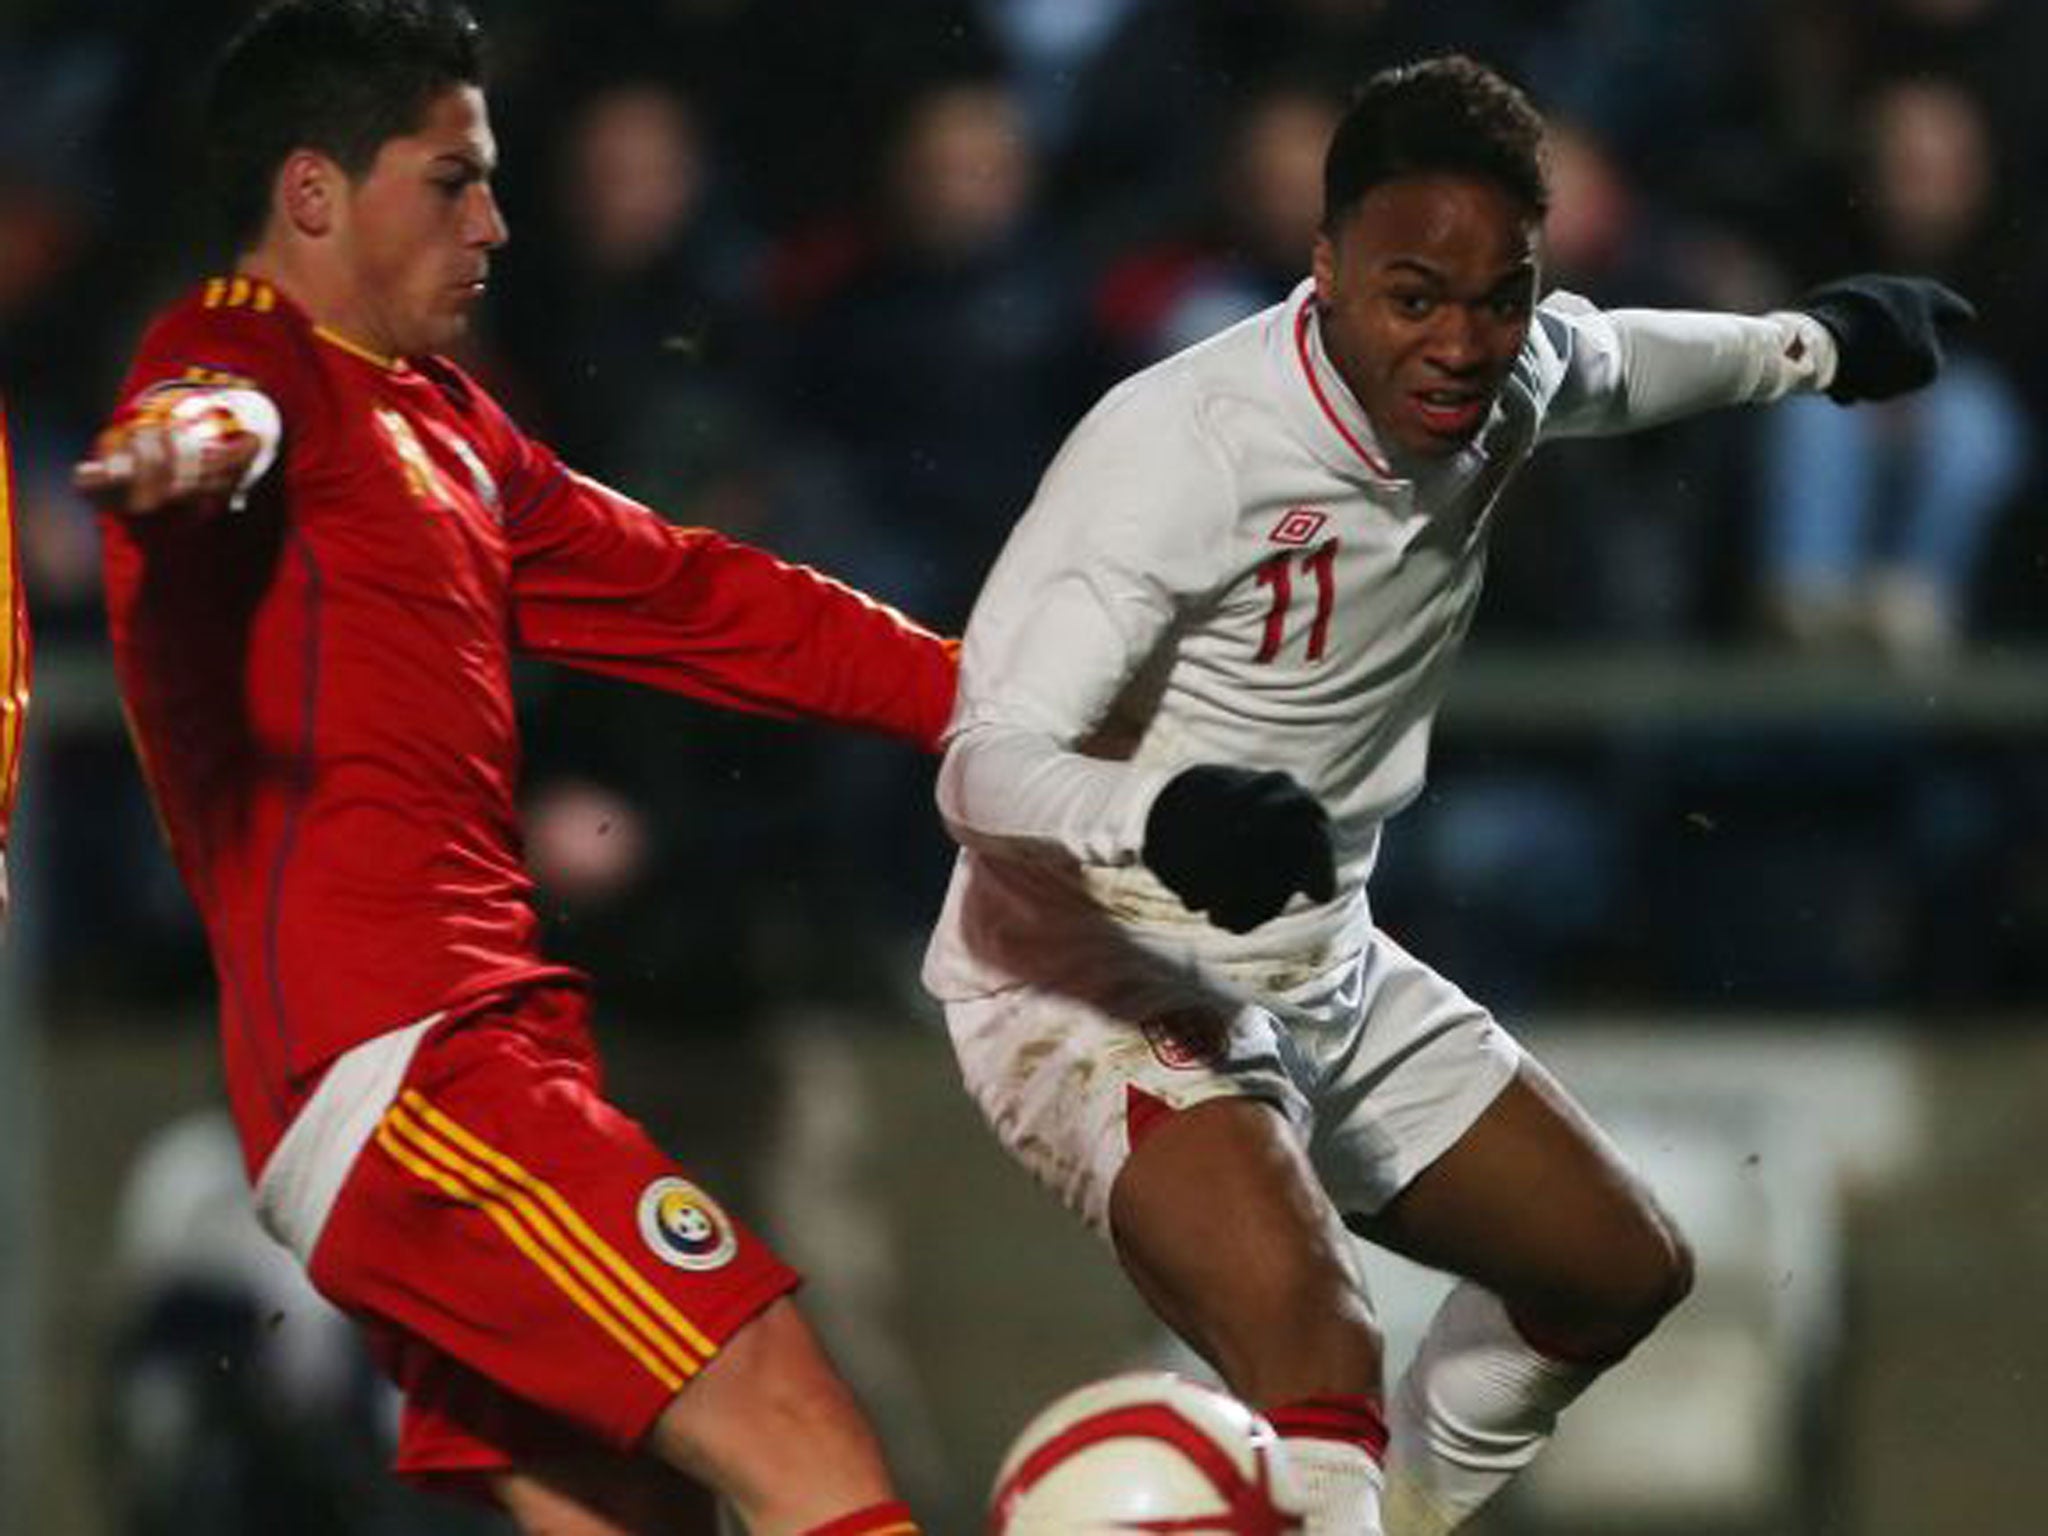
[306,986,800,1490]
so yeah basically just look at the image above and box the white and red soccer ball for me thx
[988,1372,1306,1535]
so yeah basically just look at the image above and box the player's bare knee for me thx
[1598,1216,1693,1354]
[1506,1206,1693,1365]
[1619,1199,1694,1331]
[1646,1215,1696,1322]
[1580,1212,1695,1358]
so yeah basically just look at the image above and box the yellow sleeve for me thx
[0,400,28,849]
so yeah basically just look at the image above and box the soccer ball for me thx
[988,1371,1306,1534]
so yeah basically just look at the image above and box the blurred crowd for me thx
[4,0,2046,1024]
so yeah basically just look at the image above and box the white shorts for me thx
[943,927,1523,1237]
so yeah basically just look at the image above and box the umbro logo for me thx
[1269,506,1329,546]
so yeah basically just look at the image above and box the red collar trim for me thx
[1294,295,1392,479]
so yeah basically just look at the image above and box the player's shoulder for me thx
[146,274,303,346]
[1056,360,1229,502]
[1530,289,1620,365]
[1023,341,1254,555]
[1142,296,1278,397]
[1084,300,1279,449]
[132,275,316,389]
[1506,288,1611,408]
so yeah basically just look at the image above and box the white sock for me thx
[1279,1434,1385,1536]
[1383,1282,1599,1536]
[1268,1397,1387,1536]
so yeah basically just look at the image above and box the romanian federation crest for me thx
[636,1176,738,1271]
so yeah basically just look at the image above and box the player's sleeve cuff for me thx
[165,386,283,509]
[1766,311,1840,396]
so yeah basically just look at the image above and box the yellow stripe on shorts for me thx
[399,1090,721,1357]
[375,1096,709,1392]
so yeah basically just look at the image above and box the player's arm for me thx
[73,385,282,516]
[506,460,956,750]
[942,593,1335,933]
[936,387,1220,867]
[937,392,1333,932]
[1541,275,1972,438]
[936,561,1179,868]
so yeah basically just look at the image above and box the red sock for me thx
[799,1498,920,1536]
[1267,1394,1389,1463]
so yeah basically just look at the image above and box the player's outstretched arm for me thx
[1142,765,1336,934]
[1797,274,1975,404]
[73,388,280,516]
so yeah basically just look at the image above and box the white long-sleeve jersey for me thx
[923,279,1836,1000]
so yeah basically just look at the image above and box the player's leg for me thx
[387,1312,905,1536]
[951,976,1384,1405]
[494,1450,719,1536]
[641,1295,909,1536]
[948,975,1390,1535]
[295,991,920,1536]
[1109,1096,1389,1536]
[1112,1097,1380,1402]
[1349,1056,1692,1536]
[492,1317,910,1536]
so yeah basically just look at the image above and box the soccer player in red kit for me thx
[76,4,946,1533]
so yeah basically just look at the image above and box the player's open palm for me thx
[1143,764,1337,933]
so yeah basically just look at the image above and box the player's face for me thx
[1312,174,1538,460]
[335,85,507,357]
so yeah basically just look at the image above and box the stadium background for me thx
[2,0,2046,1532]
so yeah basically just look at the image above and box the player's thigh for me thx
[312,991,800,1469]
[1299,930,1685,1331]
[1108,1094,1379,1392]
[949,974,1387,1390]
[946,975,1311,1238]
[1351,1055,1690,1330]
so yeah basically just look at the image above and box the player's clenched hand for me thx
[1143,765,1336,934]
[1799,275,1974,404]
[74,406,263,515]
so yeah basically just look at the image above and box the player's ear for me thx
[1311,228,1338,305]
[275,149,343,239]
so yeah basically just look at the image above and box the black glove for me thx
[1798,274,1974,404]
[1142,765,1335,934]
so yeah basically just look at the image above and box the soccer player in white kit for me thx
[923,56,1970,1536]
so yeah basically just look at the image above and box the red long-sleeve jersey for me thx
[100,278,956,1171]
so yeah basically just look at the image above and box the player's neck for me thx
[235,250,403,366]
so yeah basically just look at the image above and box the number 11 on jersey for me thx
[1254,540,1338,664]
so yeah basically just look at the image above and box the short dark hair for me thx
[205,0,486,251]
[1322,55,1548,231]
